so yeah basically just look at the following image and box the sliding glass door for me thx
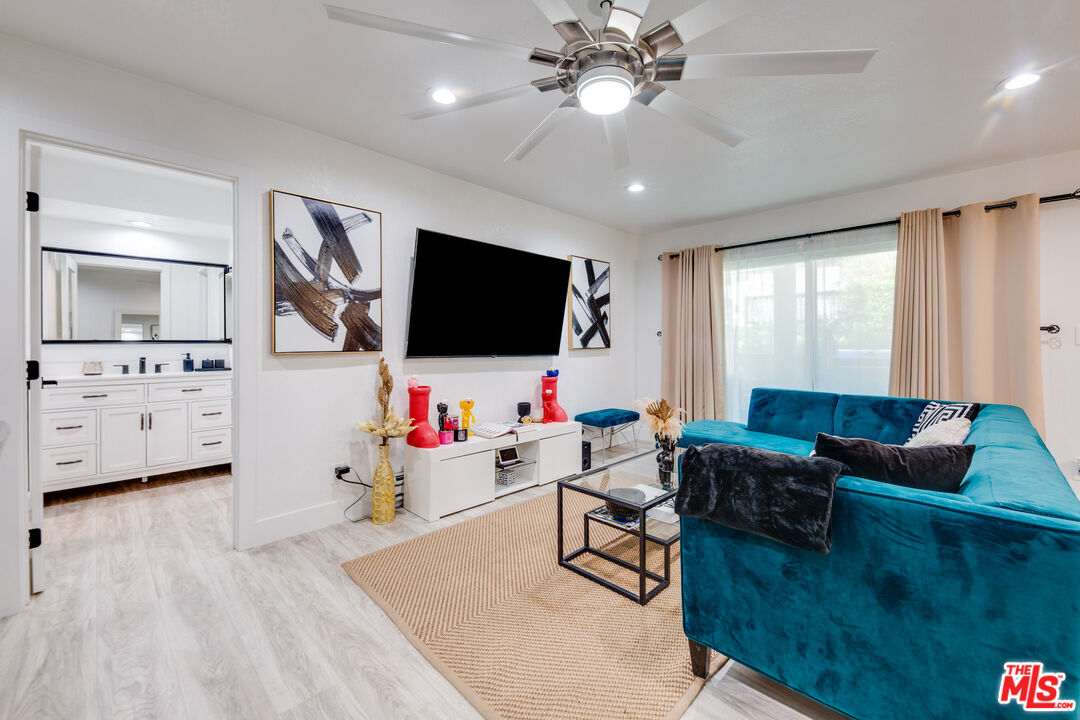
[723,226,898,422]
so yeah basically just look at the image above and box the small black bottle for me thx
[183,353,194,372]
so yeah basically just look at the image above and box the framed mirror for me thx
[42,247,231,343]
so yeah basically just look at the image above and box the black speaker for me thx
[581,440,592,471]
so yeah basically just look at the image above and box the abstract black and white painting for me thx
[568,255,611,349]
[270,190,382,354]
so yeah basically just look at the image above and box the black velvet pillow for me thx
[812,433,975,493]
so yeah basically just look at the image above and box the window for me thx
[723,226,898,422]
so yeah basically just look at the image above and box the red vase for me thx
[541,376,567,423]
[407,385,439,448]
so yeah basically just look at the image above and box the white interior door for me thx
[25,142,45,593]
[100,406,147,474]
[146,402,188,466]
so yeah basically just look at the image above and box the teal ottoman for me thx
[574,408,640,464]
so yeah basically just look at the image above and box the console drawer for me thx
[41,409,97,447]
[42,444,97,485]
[190,398,232,430]
[148,378,232,403]
[190,428,232,462]
[42,383,145,410]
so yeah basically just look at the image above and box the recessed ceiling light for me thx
[128,220,154,229]
[431,88,457,105]
[626,183,645,193]
[1002,72,1040,90]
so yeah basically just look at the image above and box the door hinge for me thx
[26,191,39,213]
[29,528,41,549]
[27,359,39,384]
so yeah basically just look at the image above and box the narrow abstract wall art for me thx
[270,190,382,354]
[568,255,611,349]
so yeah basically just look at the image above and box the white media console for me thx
[404,421,582,522]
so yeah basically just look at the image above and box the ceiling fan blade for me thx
[676,49,878,80]
[602,113,631,170]
[640,0,755,57]
[506,97,578,162]
[324,4,532,60]
[602,0,652,42]
[406,84,540,120]
[636,84,747,146]
[529,0,594,44]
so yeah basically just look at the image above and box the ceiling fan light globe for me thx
[577,66,634,116]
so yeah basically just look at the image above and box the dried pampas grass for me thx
[635,397,684,441]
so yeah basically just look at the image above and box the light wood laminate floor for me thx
[0,442,846,720]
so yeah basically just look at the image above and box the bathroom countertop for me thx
[44,370,233,384]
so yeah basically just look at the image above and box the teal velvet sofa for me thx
[678,388,1080,720]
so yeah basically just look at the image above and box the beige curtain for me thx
[889,209,950,398]
[889,194,1045,433]
[660,246,724,422]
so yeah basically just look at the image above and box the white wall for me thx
[41,216,230,265]
[0,36,640,616]
[637,148,1080,479]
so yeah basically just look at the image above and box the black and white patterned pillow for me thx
[907,401,981,442]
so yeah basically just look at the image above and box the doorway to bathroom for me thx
[23,136,238,594]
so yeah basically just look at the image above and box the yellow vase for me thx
[371,443,396,525]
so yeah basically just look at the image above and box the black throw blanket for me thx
[675,443,846,554]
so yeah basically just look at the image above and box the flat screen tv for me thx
[405,229,571,358]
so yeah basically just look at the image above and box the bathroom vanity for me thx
[40,371,233,491]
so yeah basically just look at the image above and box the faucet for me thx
[154,362,169,374]
[113,363,129,375]
[139,357,146,374]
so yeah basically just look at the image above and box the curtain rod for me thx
[657,188,1080,260]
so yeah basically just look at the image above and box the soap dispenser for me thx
[183,353,194,373]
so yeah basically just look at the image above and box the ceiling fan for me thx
[324,0,878,168]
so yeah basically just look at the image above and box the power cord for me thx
[335,465,371,523]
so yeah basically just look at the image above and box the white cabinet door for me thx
[100,406,147,474]
[433,450,496,517]
[538,430,582,484]
[147,402,189,467]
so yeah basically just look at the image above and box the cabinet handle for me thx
[55,425,83,430]
[55,459,83,466]
[149,412,153,430]
[202,441,223,447]
[140,413,144,431]
[182,388,203,393]
[202,411,222,417]
[82,394,108,399]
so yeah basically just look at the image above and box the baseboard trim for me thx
[245,500,342,549]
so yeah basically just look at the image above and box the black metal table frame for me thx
[557,480,680,605]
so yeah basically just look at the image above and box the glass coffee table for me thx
[557,451,680,605]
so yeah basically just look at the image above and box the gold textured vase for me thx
[371,444,395,525]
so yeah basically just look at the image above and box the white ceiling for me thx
[34,142,233,240]
[4,0,1079,233]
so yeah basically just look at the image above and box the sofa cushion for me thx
[746,388,838,442]
[680,420,814,456]
[833,393,929,445]
[813,433,974,493]
[954,403,1080,521]
[907,401,981,442]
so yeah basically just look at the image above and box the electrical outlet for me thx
[333,463,351,481]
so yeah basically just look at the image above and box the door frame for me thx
[17,131,247,607]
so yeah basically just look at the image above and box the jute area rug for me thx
[342,488,726,720]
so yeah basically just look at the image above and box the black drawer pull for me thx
[202,411,223,417]
[55,459,83,466]
[55,425,83,430]
[181,388,203,393]
[82,394,108,399]
[202,441,223,447]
